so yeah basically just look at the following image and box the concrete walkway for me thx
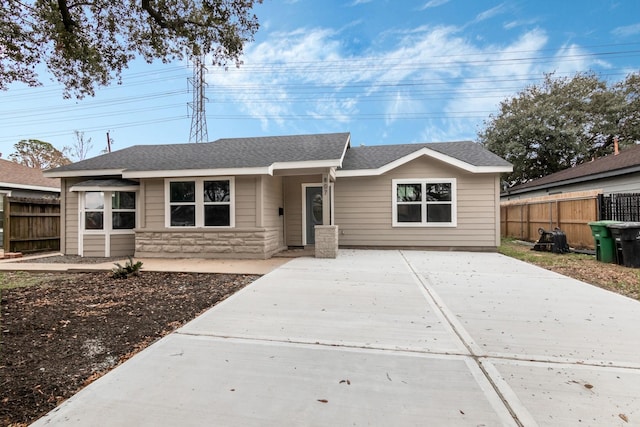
[0,254,289,275]
[30,250,640,426]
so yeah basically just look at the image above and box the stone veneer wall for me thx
[135,228,283,259]
[314,225,339,258]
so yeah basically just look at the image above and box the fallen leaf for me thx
[584,383,593,389]
[459,410,465,415]
[317,399,328,403]
[619,414,628,423]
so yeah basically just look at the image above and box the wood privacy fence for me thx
[501,190,600,249]
[2,196,60,253]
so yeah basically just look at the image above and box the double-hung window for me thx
[166,178,234,228]
[83,191,136,231]
[392,179,456,227]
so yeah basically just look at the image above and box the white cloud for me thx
[349,0,372,5]
[474,3,507,23]
[612,23,640,38]
[419,0,450,10]
[206,24,613,141]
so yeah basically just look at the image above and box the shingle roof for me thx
[505,144,640,193]
[46,133,511,178]
[49,133,351,173]
[341,141,512,170]
[0,158,61,190]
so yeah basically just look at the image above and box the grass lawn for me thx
[499,238,640,300]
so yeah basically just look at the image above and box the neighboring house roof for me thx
[0,158,61,192]
[503,144,640,196]
[45,133,512,179]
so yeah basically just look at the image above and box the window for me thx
[392,179,456,227]
[112,192,136,229]
[83,191,136,231]
[166,178,234,228]
[169,181,196,226]
[84,192,105,230]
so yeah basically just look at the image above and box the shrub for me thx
[112,256,143,279]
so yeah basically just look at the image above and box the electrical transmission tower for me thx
[188,56,209,143]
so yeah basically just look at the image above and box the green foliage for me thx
[8,139,71,169]
[479,72,640,187]
[112,257,143,279]
[1,0,262,98]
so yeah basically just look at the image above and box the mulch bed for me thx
[0,271,258,427]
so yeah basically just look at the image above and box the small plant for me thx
[111,256,143,279]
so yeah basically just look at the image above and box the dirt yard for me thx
[0,271,258,427]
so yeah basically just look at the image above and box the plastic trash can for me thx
[607,222,640,268]
[588,221,620,263]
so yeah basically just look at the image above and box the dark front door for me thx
[305,186,323,245]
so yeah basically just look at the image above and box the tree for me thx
[9,139,71,169]
[478,72,639,186]
[67,130,94,161]
[0,0,262,98]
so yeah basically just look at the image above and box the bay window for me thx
[83,191,136,231]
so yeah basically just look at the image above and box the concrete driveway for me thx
[32,250,640,426]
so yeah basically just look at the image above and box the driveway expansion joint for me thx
[174,330,473,358]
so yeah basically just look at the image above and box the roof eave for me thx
[44,169,125,178]
[272,159,343,171]
[0,182,60,193]
[123,166,274,178]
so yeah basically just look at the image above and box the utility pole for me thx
[188,56,209,143]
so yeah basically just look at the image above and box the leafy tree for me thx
[1,0,262,98]
[8,139,71,169]
[67,130,94,161]
[479,72,639,186]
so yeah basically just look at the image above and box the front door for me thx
[304,186,323,245]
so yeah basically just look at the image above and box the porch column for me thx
[315,171,338,258]
[321,172,331,225]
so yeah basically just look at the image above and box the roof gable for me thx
[0,159,61,191]
[338,141,512,176]
[505,144,640,195]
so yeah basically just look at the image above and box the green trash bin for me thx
[588,221,621,263]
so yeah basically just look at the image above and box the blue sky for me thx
[1,0,639,160]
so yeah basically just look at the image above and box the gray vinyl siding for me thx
[63,178,81,255]
[334,156,499,248]
[110,234,135,257]
[284,175,321,246]
[502,171,640,200]
[140,176,255,229]
[262,176,285,249]
[83,234,105,257]
[144,179,164,229]
[235,176,256,228]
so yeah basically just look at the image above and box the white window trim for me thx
[78,191,137,256]
[392,178,457,227]
[164,177,235,228]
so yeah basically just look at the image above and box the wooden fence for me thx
[501,190,600,249]
[3,196,60,253]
